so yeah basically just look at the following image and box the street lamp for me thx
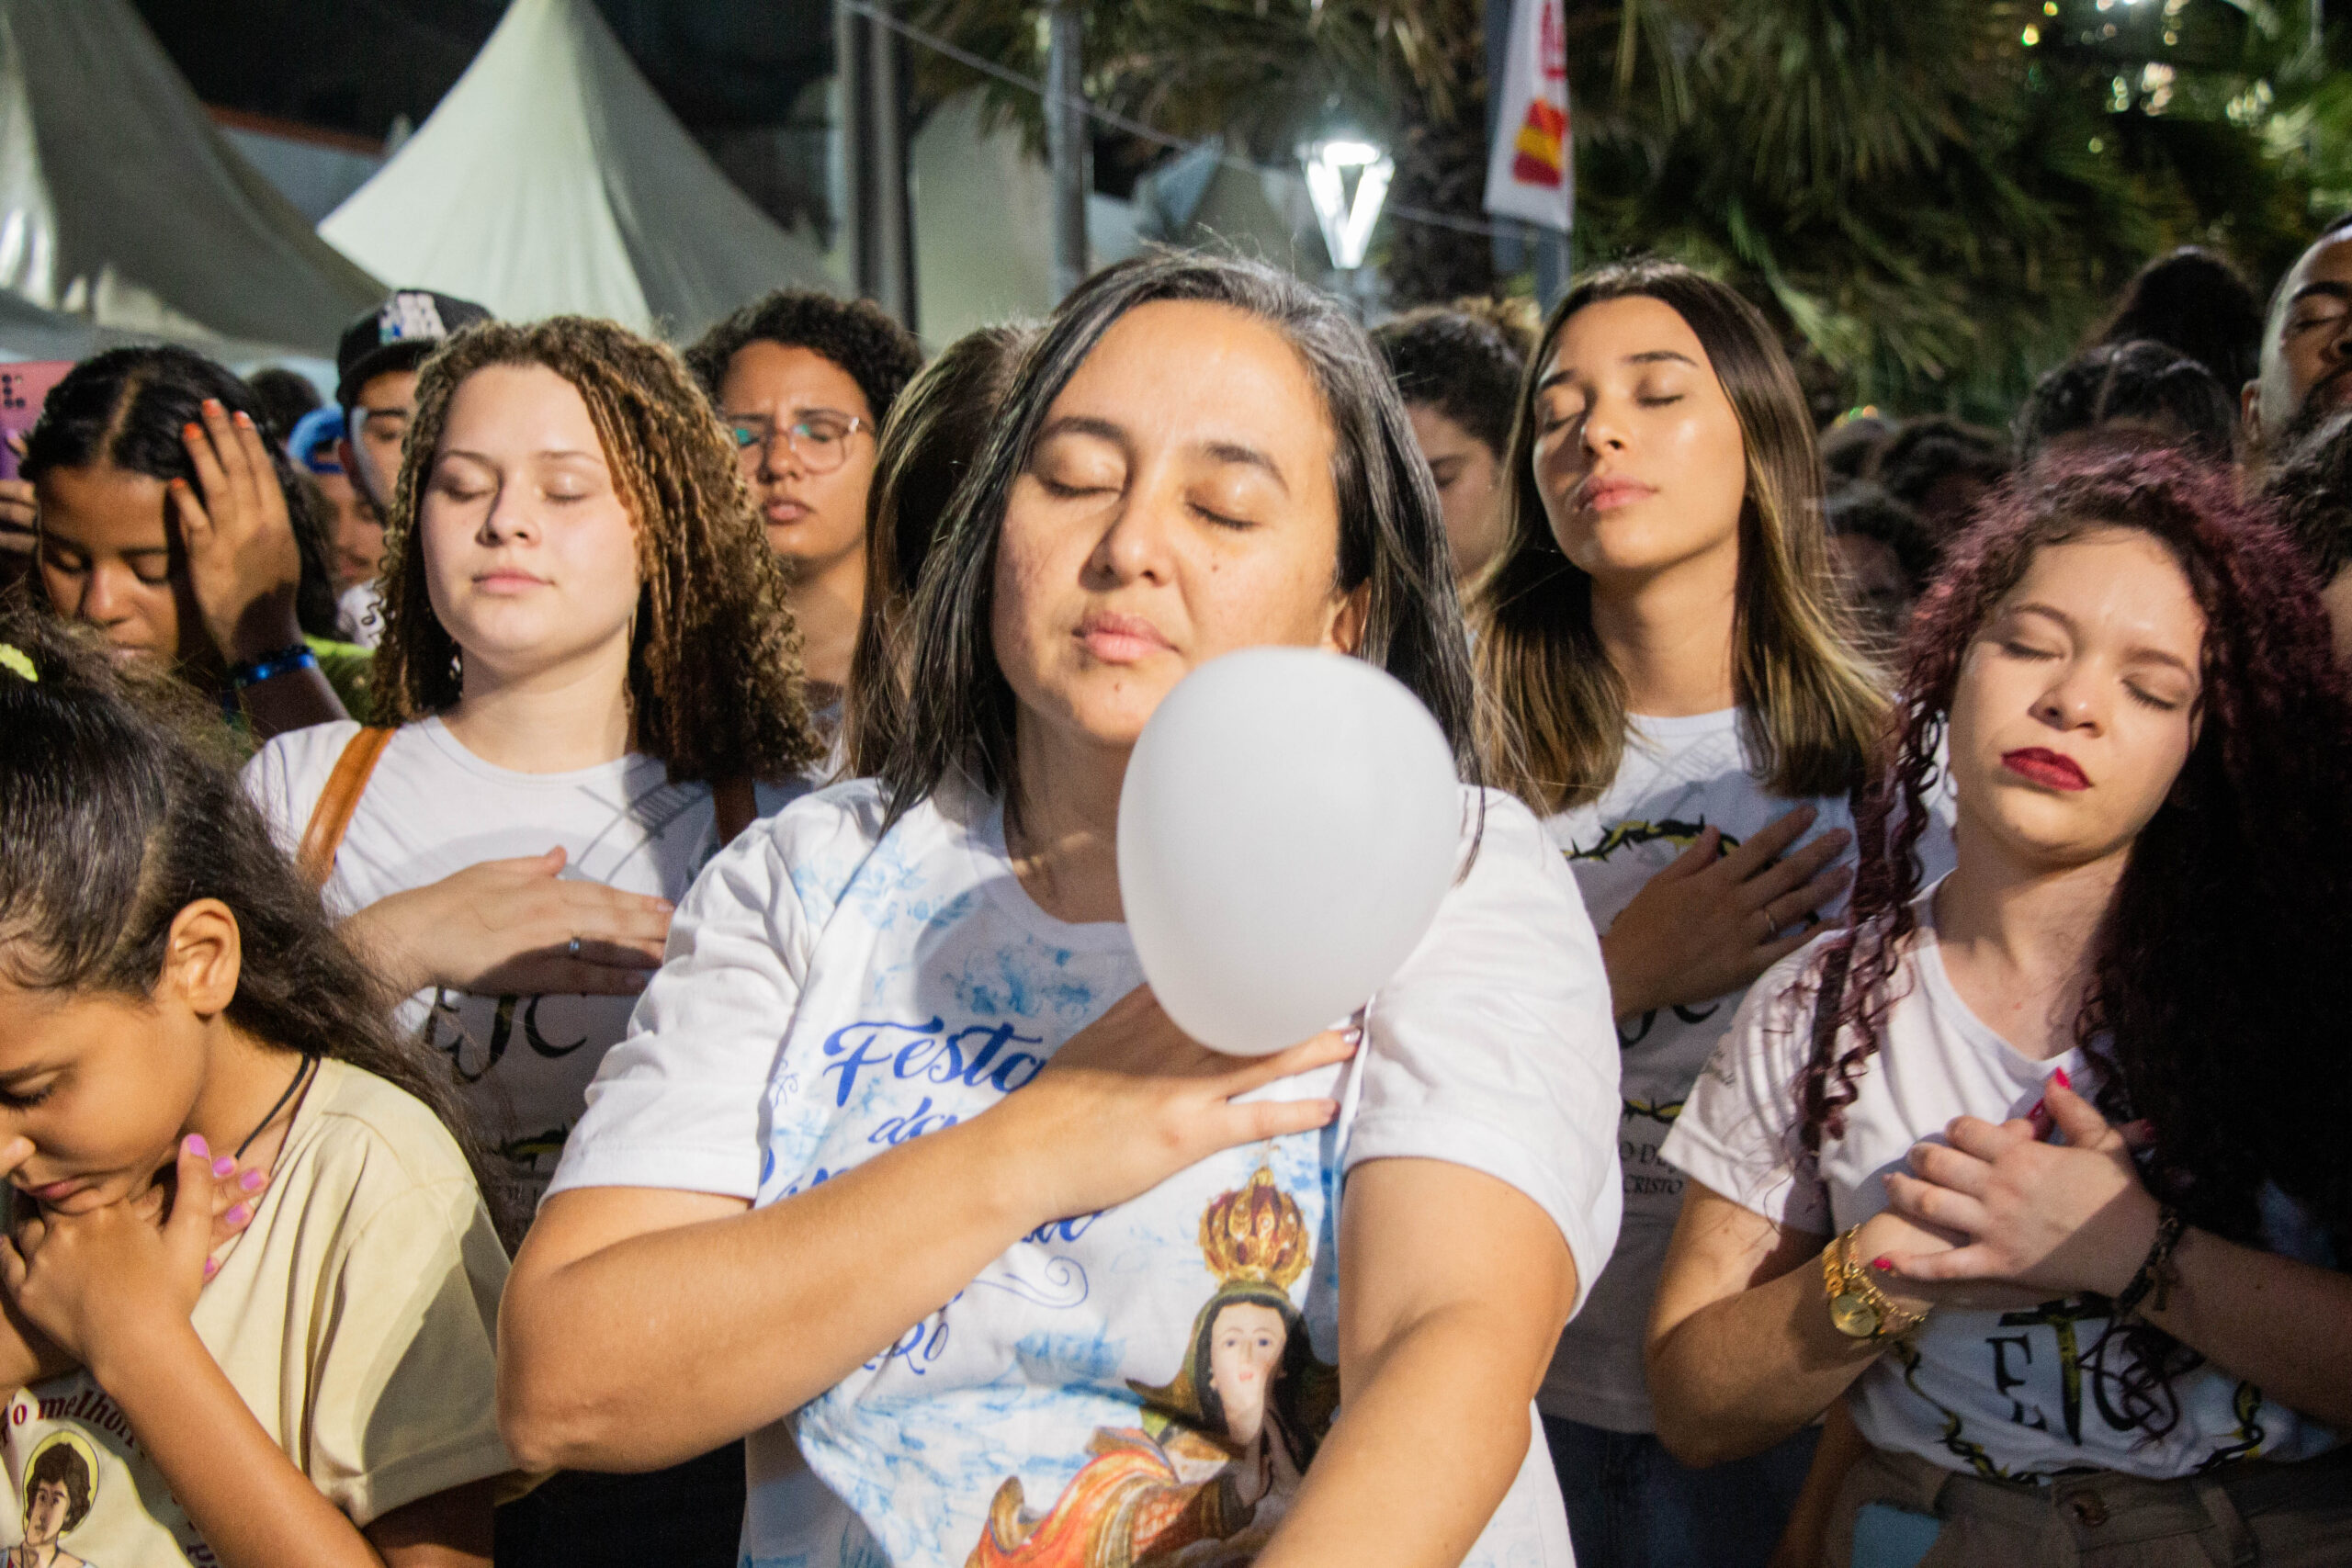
[1301,138,1394,271]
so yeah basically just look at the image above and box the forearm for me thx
[2139,1226,2352,1427]
[95,1318,385,1568]
[236,666,349,741]
[1647,1246,1880,1466]
[1257,1304,1542,1568]
[501,1113,1044,1470]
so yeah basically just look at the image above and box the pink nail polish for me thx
[223,1203,249,1226]
[2051,1066,2072,1090]
[240,1168,265,1191]
[211,1156,234,1179]
[185,1134,209,1157]
[203,1258,218,1280]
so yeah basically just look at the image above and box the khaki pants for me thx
[1826,1443,2352,1568]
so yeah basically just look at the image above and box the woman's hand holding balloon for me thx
[990,986,1356,1225]
[1600,806,1851,1022]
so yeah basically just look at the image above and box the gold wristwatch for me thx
[1822,1224,1928,1342]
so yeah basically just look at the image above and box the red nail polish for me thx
[2052,1066,2072,1089]
[1871,1257,1894,1271]
[183,423,201,440]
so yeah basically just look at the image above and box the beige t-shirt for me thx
[0,1060,513,1566]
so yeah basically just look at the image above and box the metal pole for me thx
[870,10,916,331]
[836,0,872,299]
[1046,1,1089,301]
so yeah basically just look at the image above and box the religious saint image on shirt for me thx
[8,1432,97,1568]
[966,1162,1340,1568]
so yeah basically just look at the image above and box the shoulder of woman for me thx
[279,1061,485,1227]
[240,717,368,819]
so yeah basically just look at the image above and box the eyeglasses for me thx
[726,412,867,475]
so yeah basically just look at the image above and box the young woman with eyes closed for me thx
[1648,449,2352,1566]
[242,319,820,1568]
[0,610,514,1568]
[25,348,368,742]
[500,253,1625,1568]
[1472,260,1929,1568]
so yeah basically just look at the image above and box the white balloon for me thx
[1116,648,1464,1055]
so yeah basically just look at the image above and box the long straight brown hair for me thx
[1472,260,1883,812]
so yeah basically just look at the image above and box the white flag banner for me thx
[1483,0,1572,233]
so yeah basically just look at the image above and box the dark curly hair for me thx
[2261,404,2352,582]
[2013,340,2239,465]
[684,289,926,429]
[2090,246,2265,395]
[22,346,341,647]
[1793,446,2352,1434]
[1371,299,1535,456]
[0,609,518,1240]
[371,317,820,784]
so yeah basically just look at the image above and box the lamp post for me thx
[1301,138,1394,307]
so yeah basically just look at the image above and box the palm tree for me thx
[905,0,2333,418]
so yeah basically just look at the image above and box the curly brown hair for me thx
[370,317,820,783]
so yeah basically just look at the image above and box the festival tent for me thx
[0,0,385,358]
[321,0,837,342]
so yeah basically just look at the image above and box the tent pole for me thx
[870,8,916,332]
[836,1,872,304]
[1046,0,1088,301]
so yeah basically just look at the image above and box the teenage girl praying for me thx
[1473,259,1951,1568]
[0,611,511,1568]
[1649,450,2352,1565]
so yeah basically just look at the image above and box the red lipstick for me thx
[2001,748,2089,792]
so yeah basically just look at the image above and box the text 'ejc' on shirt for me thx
[243,716,808,1203]
[1664,893,2338,1483]
[552,778,1627,1568]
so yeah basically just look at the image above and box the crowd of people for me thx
[0,213,2347,1568]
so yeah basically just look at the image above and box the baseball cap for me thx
[336,289,492,410]
[286,406,345,474]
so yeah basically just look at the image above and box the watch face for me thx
[1829,1290,1883,1339]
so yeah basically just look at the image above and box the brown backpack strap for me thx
[297,726,395,887]
[713,775,757,848]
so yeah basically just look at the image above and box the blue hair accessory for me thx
[0,643,34,682]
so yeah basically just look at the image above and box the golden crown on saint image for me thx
[1199,1164,1309,1292]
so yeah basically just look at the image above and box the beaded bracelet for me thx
[229,642,318,690]
[2110,1204,2186,1322]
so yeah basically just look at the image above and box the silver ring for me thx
[567,934,582,959]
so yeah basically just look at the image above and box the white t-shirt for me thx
[336,582,384,649]
[243,717,808,1201]
[552,779,1625,1568]
[1664,894,2339,1482]
[1537,708,1947,1431]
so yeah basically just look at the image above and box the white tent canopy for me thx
[0,0,385,358]
[322,0,836,342]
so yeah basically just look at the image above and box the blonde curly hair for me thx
[370,317,820,783]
